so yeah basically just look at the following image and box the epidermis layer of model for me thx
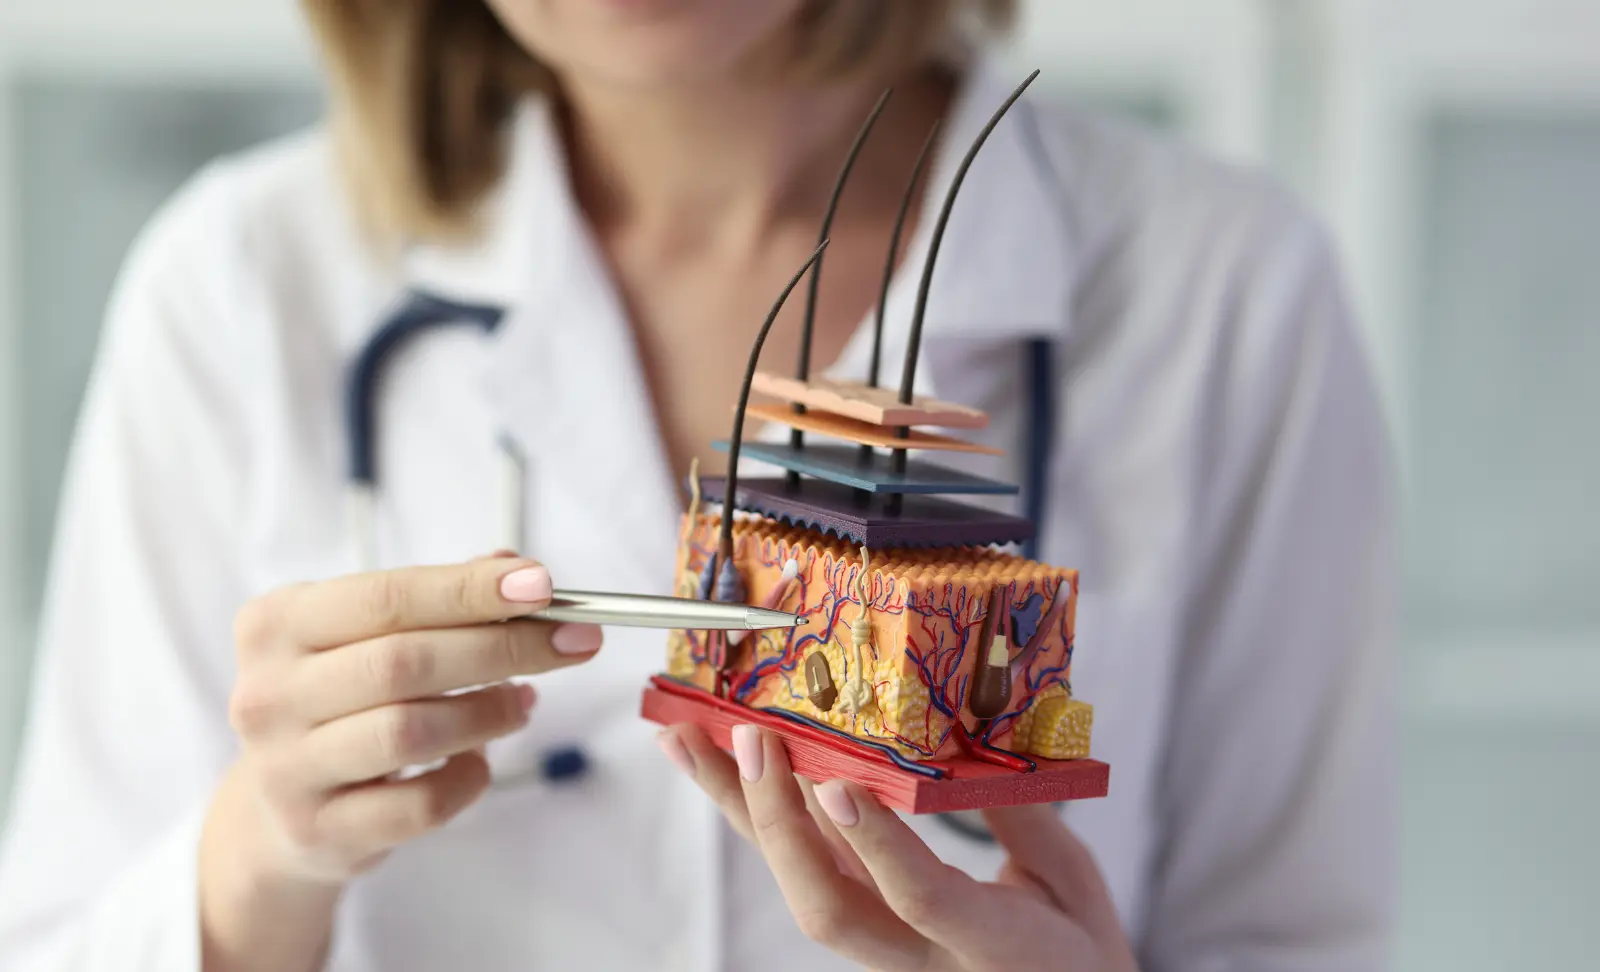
[666,514,1093,762]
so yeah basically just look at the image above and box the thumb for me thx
[982,804,1121,935]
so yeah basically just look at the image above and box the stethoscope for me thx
[346,288,1062,833]
[343,290,591,785]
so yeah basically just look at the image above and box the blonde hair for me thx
[300,0,1017,241]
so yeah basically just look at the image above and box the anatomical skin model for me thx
[666,517,1090,765]
[640,69,1109,814]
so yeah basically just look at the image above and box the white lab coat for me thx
[0,58,1397,971]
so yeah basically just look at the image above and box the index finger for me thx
[261,557,553,650]
[813,780,1036,960]
[735,728,932,971]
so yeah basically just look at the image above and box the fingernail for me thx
[815,780,859,827]
[551,623,604,656]
[656,730,696,778]
[732,724,764,782]
[516,682,537,714]
[500,566,552,603]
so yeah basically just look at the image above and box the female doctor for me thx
[0,1,1397,970]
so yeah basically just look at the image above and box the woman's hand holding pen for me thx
[199,553,602,972]
[659,724,1141,972]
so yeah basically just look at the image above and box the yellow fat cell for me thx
[1014,684,1094,760]
[665,630,696,680]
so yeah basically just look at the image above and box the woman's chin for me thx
[586,0,700,20]
[490,0,802,89]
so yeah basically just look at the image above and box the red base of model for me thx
[640,675,1110,814]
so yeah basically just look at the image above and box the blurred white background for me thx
[0,1,1595,968]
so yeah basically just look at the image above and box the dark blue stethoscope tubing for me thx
[344,289,507,489]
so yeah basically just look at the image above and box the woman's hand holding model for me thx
[198,554,602,972]
[661,724,1141,972]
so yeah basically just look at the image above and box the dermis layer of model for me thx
[667,515,1093,762]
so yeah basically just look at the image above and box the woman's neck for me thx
[556,65,955,251]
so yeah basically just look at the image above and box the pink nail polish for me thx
[656,730,696,778]
[815,780,859,827]
[516,683,537,714]
[551,623,603,656]
[732,725,764,782]
[500,566,552,603]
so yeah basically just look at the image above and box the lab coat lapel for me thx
[399,105,707,971]
[487,254,683,596]
[401,98,681,595]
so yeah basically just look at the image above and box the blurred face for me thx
[485,0,809,88]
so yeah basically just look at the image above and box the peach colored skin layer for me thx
[665,515,1078,761]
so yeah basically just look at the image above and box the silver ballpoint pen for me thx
[526,590,808,630]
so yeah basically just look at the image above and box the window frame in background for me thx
[0,0,319,808]
[1314,0,1600,721]
[1005,0,1272,164]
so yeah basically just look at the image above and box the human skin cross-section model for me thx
[639,70,1110,814]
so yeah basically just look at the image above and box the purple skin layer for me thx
[697,477,1035,549]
